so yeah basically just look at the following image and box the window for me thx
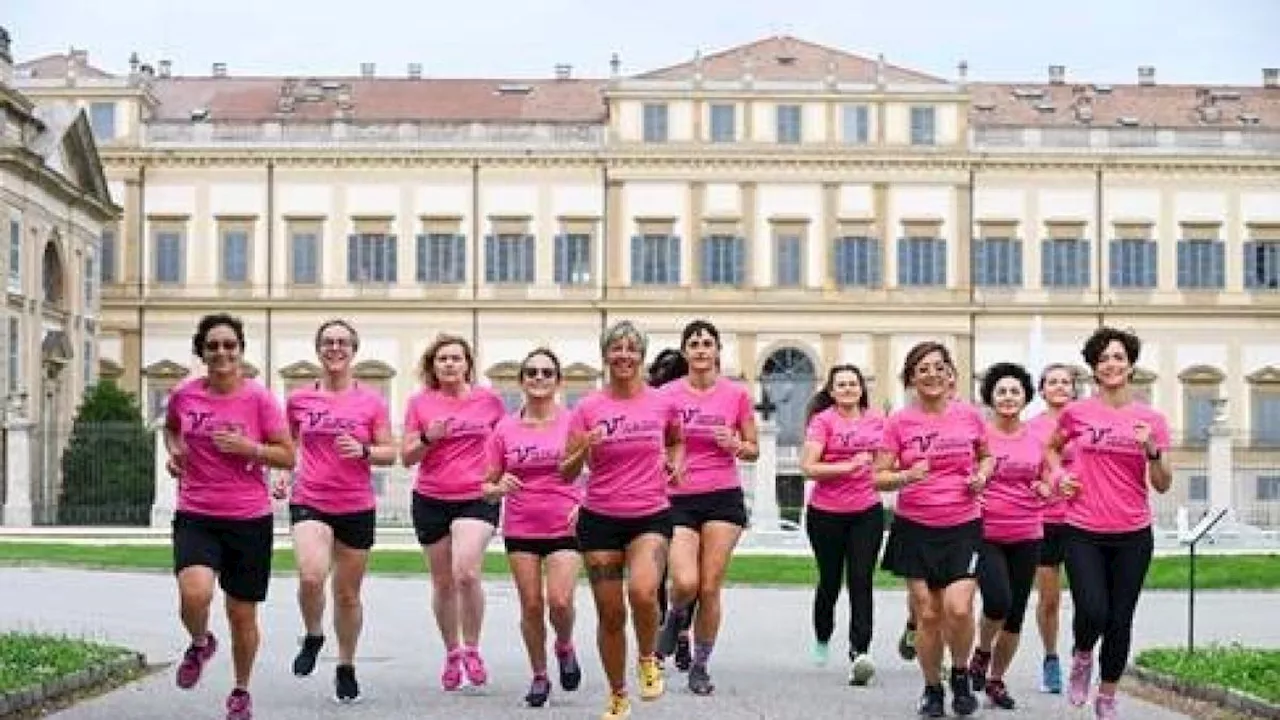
[1042,222,1091,288]
[8,215,20,294]
[1249,367,1280,446]
[897,225,946,287]
[1177,224,1224,290]
[485,234,535,284]
[289,225,321,285]
[910,106,936,145]
[1178,366,1222,446]
[1110,223,1156,289]
[143,359,191,422]
[773,229,804,288]
[346,232,397,284]
[630,231,681,285]
[417,233,466,283]
[833,235,881,288]
[709,104,735,143]
[562,362,601,409]
[83,249,97,315]
[1187,475,1208,502]
[100,226,116,283]
[1131,367,1156,405]
[219,225,251,284]
[842,105,869,144]
[152,226,185,284]
[700,234,745,287]
[776,105,802,144]
[82,339,95,389]
[972,225,1023,287]
[642,103,668,142]
[89,102,116,141]
[1244,224,1280,290]
[555,233,592,285]
[1259,475,1280,501]
[7,317,19,394]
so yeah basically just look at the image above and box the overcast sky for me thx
[6,0,1277,85]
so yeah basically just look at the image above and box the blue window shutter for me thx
[896,237,909,285]
[1176,241,1189,287]
[833,238,847,285]
[386,235,397,282]
[1143,241,1157,288]
[972,240,985,286]
[1079,240,1091,287]
[1040,240,1053,286]
[868,239,882,287]
[1012,240,1023,285]
[1244,241,1257,288]
[936,240,948,286]
[733,236,746,285]
[452,235,465,283]
[700,237,713,284]
[553,234,565,283]
[524,234,536,282]
[630,235,642,283]
[670,235,682,284]
[347,234,358,282]
[484,235,495,283]
[1109,241,1121,287]
[415,234,427,282]
[1213,242,1225,288]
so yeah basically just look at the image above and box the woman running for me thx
[1052,327,1172,719]
[1028,363,1078,694]
[166,313,295,720]
[560,320,684,720]
[876,341,991,718]
[283,319,396,703]
[799,363,885,686]
[966,362,1051,709]
[482,347,584,707]
[401,334,506,690]
[655,320,758,695]
[646,347,685,640]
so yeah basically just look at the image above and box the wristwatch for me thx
[361,443,371,460]
[1145,446,1162,461]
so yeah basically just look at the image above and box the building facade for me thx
[13,36,1280,523]
[1,27,117,522]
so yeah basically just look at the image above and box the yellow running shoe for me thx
[601,691,632,719]
[637,656,665,701]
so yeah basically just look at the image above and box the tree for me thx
[58,380,155,525]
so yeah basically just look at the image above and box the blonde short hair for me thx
[600,320,648,359]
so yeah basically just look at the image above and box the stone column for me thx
[749,420,781,532]
[3,396,34,527]
[150,425,176,528]
[1206,397,1236,520]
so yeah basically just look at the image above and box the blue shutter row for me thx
[1176,241,1226,289]
[699,236,745,286]
[900,238,945,286]
[1244,241,1280,290]
[973,239,1024,287]
[1109,240,1156,289]
[629,235,682,284]
[346,234,397,283]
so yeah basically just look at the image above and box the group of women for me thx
[163,312,1170,720]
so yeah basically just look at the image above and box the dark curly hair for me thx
[1082,326,1141,373]
[647,348,687,387]
[192,313,245,357]
[980,362,1035,407]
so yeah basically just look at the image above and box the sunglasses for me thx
[685,338,716,349]
[522,367,557,380]
[318,337,354,349]
[204,340,239,352]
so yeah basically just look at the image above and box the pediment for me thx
[485,361,522,380]
[98,357,124,379]
[240,361,260,378]
[563,362,601,381]
[353,359,395,380]
[1131,366,1157,385]
[278,360,321,380]
[1246,365,1280,386]
[142,359,191,380]
[1177,364,1226,385]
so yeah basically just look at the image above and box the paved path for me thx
[3,568,1276,719]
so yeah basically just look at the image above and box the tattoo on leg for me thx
[587,564,626,584]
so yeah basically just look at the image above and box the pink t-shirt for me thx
[1027,411,1070,524]
[982,424,1046,543]
[287,383,390,515]
[804,407,885,514]
[881,401,986,528]
[403,386,505,501]
[569,387,681,518]
[659,377,753,497]
[167,379,287,520]
[1057,396,1171,533]
[486,410,582,539]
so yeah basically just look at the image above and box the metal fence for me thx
[30,423,156,526]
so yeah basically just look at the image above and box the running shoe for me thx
[898,624,917,661]
[950,666,978,716]
[637,656,665,700]
[461,646,488,687]
[1068,650,1093,707]
[967,648,991,692]
[176,632,217,690]
[848,652,876,686]
[918,684,945,718]
[985,678,1015,709]
[525,674,551,707]
[556,644,582,691]
[441,648,464,691]
[601,691,632,719]
[687,663,714,695]
[225,689,252,720]
[1041,654,1063,694]
[334,664,360,704]
[292,634,325,677]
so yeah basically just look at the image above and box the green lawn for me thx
[0,542,1277,590]
[0,633,131,694]
[1136,645,1280,705]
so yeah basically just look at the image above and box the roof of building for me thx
[15,39,1280,129]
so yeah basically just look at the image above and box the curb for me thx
[1127,664,1280,719]
[0,650,146,717]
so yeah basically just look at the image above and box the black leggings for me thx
[976,539,1040,635]
[804,504,885,655]
[1064,526,1154,683]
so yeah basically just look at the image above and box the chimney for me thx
[1265,68,1279,89]
[554,63,572,80]
[407,62,422,79]
[1138,65,1155,86]
[360,62,375,78]
[158,59,172,78]
[609,52,621,78]
[0,26,11,86]
[1048,64,1066,85]
[212,62,227,78]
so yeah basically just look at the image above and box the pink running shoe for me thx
[225,689,252,720]
[441,648,464,691]
[1068,650,1094,707]
[1095,693,1118,719]
[175,633,218,690]
[461,646,488,686]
